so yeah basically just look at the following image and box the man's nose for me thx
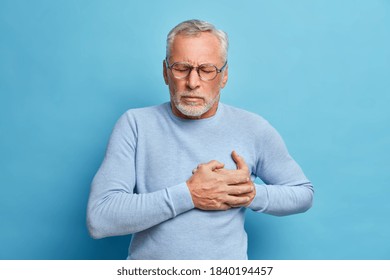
[187,68,201,89]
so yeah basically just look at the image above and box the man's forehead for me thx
[169,32,222,63]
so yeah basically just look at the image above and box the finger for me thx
[230,186,256,207]
[218,203,232,211]
[201,160,225,171]
[224,195,251,207]
[229,195,254,208]
[225,183,254,195]
[231,151,249,171]
[215,169,249,185]
[229,201,250,208]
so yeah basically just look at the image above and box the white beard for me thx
[172,91,220,118]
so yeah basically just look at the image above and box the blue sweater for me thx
[87,102,313,259]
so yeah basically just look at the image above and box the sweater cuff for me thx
[247,184,269,212]
[166,182,195,216]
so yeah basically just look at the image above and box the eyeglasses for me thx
[165,59,228,81]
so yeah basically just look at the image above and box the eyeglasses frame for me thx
[165,58,228,81]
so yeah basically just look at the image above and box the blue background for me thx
[1,0,389,259]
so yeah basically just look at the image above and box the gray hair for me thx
[166,19,229,62]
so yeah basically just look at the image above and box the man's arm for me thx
[248,122,314,216]
[86,113,194,239]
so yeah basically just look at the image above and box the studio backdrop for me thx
[1,0,389,259]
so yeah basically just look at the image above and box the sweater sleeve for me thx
[247,121,314,216]
[86,112,194,239]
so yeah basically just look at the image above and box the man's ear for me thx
[163,60,169,85]
[220,65,228,89]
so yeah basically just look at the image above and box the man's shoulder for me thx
[220,103,268,125]
[114,103,170,130]
[123,103,169,118]
[220,103,280,143]
[119,103,171,124]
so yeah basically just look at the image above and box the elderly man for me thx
[87,19,313,259]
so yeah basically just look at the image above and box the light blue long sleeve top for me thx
[87,102,313,259]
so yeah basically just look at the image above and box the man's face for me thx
[163,32,228,119]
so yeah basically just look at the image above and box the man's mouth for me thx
[181,96,204,103]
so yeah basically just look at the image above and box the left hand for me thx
[192,151,256,208]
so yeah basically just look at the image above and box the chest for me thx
[134,121,259,192]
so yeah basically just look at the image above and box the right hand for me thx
[186,157,254,211]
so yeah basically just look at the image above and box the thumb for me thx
[231,151,248,171]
